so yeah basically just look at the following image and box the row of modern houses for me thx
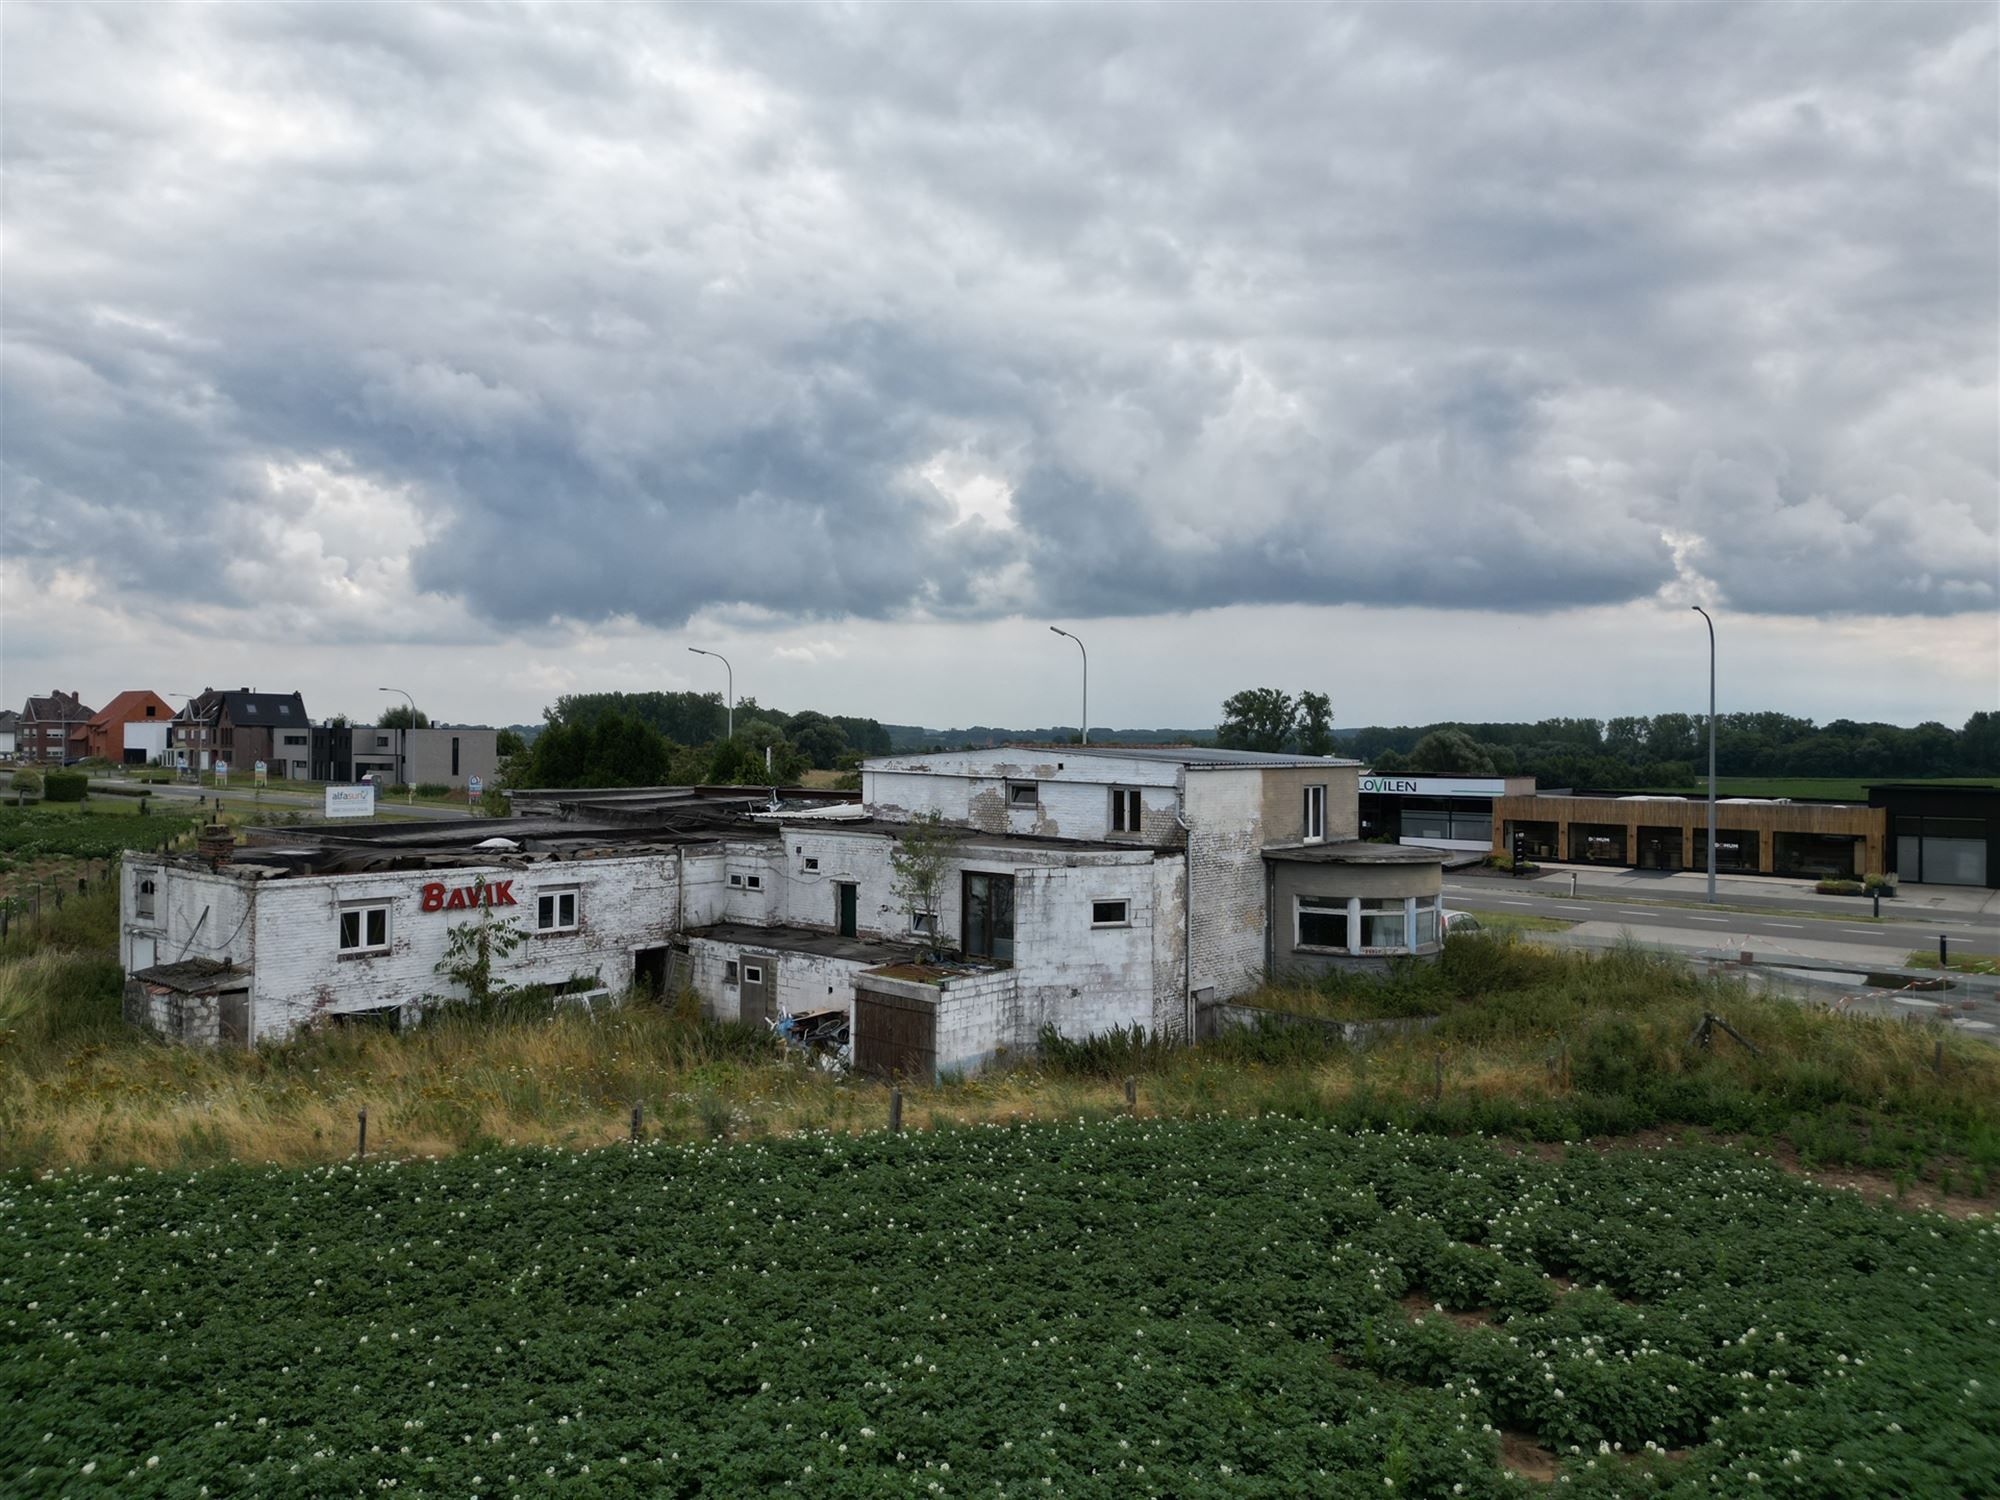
[5,687,498,791]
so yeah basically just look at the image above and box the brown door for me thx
[218,990,251,1048]
[853,989,937,1082]
[737,958,775,1027]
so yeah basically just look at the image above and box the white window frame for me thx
[911,910,937,937]
[135,876,157,922]
[803,857,820,872]
[1090,898,1130,928]
[536,888,580,933]
[1303,784,1326,844]
[728,873,744,888]
[742,963,764,986]
[1294,896,1350,953]
[744,874,763,891]
[1110,786,1142,834]
[1007,781,1038,809]
[337,902,392,957]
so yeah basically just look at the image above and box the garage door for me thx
[853,987,936,1083]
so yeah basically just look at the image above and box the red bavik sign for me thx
[420,880,517,913]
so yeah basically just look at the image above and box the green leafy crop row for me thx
[4,1121,1994,1496]
[0,809,199,862]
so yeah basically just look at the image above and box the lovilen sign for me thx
[420,880,517,913]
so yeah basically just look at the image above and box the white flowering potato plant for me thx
[2,1121,1995,1495]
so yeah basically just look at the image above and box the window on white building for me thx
[728,873,744,888]
[911,911,936,936]
[1091,899,1130,927]
[536,890,579,932]
[744,874,763,891]
[338,903,391,956]
[1008,782,1038,809]
[1303,785,1326,843]
[136,878,156,921]
[1110,787,1142,833]
[1296,897,1348,951]
[742,964,763,986]
[803,857,819,872]
[1413,898,1440,948]
[724,961,739,984]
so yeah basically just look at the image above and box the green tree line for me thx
[1347,709,2000,786]
[506,692,892,790]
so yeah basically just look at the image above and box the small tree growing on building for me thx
[889,810,956,961]
[432,876,529,1016]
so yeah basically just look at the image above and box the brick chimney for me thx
[198,822,235,869]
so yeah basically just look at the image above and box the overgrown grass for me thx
[1906,950,2000,975]
[2,893,1995,1187]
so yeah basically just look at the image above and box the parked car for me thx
[1441,909,1482,936]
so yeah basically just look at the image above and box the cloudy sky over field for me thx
[3,3,1994,731]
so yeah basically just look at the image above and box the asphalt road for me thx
[1441,878,2000,960]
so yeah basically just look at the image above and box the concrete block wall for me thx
[865,754,1187,846]
[1182,769,1275,1002]
[1009,858,1161,1042]
[1150,856,1190,1037]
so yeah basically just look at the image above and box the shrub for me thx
[10,769,43,799]
[415,782,452,799]
[1864,873,1897,894]
[42,771,88,803]
[1816,878,1865,896]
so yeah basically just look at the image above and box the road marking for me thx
[1489,899,1532,906]
[1687,917,1729,924]
[1767,923,1805,931]
[1841,928,1883,937]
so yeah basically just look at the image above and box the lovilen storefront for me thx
[1357,774,1538,854]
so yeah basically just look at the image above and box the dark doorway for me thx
[836,882,859,939]
[1636,826,1683,871]
[962,871,1015,962]
[738,959,776,1026]
[218,990,251,1047]
[633,946,669,996]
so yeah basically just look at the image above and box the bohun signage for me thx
[420,880,517,913]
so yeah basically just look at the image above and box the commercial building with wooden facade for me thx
[1491,792,1886,882]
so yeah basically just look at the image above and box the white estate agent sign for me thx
[325,784,377,819]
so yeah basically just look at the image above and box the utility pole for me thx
[1691,607,1717,904]
[1049,626,1088,745]
[378,687,419,804]
[688,648,734,740]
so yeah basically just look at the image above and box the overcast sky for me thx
[3,3,1995,733]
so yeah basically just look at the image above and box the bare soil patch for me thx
[1499,1431,1560,1483]
[1400,1292,1495,1329]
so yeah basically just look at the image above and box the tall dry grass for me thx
[2,891,1995,1181]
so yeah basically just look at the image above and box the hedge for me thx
[42,771,88,803]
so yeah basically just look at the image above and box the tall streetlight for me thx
[687,648,734,740]
[1048,626,1087,745]
[378,687,419,804]
[1691,607,1717,904]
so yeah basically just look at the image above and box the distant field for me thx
[1612,776,2000,803]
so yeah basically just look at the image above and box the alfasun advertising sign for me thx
[325,784,376,819]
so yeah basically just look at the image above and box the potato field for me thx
[4,1120,1995,1496]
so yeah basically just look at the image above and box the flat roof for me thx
[684,922,912,965]
[1264,841,1447,867]
[780,818,1172,857]
[867,745,1358,771]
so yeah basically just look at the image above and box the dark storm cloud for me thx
[2,1,1992,636]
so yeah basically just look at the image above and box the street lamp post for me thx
[378,687,419,804]
[1691,607,1717,904]
[1048,627,1087,745]
[688,648,734,741]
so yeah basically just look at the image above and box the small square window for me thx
[536,890,579,932]
[912,911,936,936]
[745,874,762,891]
[803,857,819,872]
[338,903,391,955]
[728,874,744,888]
[742,964,763,986]
[1008,782,1037,808]
[1091,899,1129,926]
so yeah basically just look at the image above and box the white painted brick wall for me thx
[1183,769,1272,1001]
[128,854,682,1043]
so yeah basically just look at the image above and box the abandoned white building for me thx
[121,748,1445,1076]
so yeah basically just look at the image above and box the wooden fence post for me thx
[1124,1076,1137,1109]
[357,1107,368,1160]
[630,1102,643,1142]
[888,1087,903,1133]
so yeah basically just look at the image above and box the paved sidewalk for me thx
[1454,863,1999,921]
